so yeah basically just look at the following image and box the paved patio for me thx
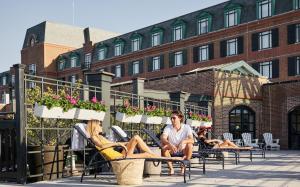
[1,150,300,187]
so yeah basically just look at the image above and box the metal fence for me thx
[0,64,209,183]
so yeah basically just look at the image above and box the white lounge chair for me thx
[241,133,259,148]
[223,132,242,146]
[263,133,280,150]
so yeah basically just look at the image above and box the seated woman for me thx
[86,119,159,160]
[197,127,241,149]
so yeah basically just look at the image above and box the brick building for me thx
[1,0,300,149]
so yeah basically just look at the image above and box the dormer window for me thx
[257,0,275,19]
[151,27,164,47]
[172,19,186,42]
[28,64,36,75]
[59,60,65,70]
[71,56,77,68]
[114,38,125,56]
[96,43,108,61]
[131,33,142,52]
[2,76,6,86]
[294,0,300,9]
[197,12,212,35]
[224,3,242,28]
[30,38,35,46]
[28,34,37,47]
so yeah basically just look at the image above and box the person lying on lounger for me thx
[86,119,160,159]
[197,127,251,149]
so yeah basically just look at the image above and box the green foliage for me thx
[117,105,143,116]
[144,106,165,117]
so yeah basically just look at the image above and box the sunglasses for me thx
[170,117,177,120]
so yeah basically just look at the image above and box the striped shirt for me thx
[162,124,192,146]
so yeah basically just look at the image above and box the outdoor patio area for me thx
[1,150,299,187]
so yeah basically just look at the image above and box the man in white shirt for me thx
[161,110,194,175]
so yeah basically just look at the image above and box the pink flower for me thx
[100,100,105,105]
[91,96,97,103]
[66,95,71,100]
[70,98,77,105]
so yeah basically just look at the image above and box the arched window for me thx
[229,106,255,139]
[288,106,300,149]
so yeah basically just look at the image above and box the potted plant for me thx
[186,112,202,127]
[141,106,164,124]
[75,96,106,121]
[162,109,172,125]
[200,114,212,128]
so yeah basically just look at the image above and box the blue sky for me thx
[0,0,227,72]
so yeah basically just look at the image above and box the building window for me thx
[260,61,273,78]
[30,38,35,47]
[133,61,139,75]
[11,75,15,85]
[297,57,300,75]
[28,64,36,75]
[115,65,121,78]
[225,10,238,27]
[296,24,300,43]
[198,18,208,34]
[71,75,76,84]
[2,76,6,85]
[85,53,91,68]
[12,89,15,98]
[115,43,122,56]
[98,48,106,60]
[227,38,238,56]
[131,37,141,52]
[59,60,65,70]
[152,32,161,47]
[257,0,273,19]
[259,31,272,50]
[71,56,77,68]
[199,45,209,62]
[152,56,160,71]
[294,0,300,9]
[173,25,183,41]
[175,51,183,66]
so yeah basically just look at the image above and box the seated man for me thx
[161,110,194,175]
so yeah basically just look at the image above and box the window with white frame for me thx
[152,32,161,47]
[152,56,160,71]
[28,64,36,75]
[115,65,121,78]
[295,0,300,9]
[227,38,238,56]
[175,51,183,66]
[98,48,106,60]
[71,75,76,84]
[132,38,140,52]
[173,25,183,41]
[296,57,300,75]
[199,45,209,62]
[2,76,6,85]
[198,18,208,35]
[59,60,65,70]
[12,89,15,98]
[296,24,300,43]
[11,75,15,85]
[259,31,272,50]
[259,61,273,78]
[258,0,272,19]
[133,61,139,75]
[71,56,77,68]
[85,53,91,64]
[115,43,122,56]
[225,9,238,27]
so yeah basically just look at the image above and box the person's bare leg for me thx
[125,135,154,155]
[162,145,174,174]
[223,139,238,148]
[181,143,193,174]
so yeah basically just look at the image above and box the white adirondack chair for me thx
[263,133,280,150]
[241,133,259,148]
[223,132,242,146]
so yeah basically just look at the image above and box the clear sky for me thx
[0,0,228,72]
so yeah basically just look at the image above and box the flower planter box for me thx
[75,109,106,121]
[186,119,201,127]
[34,104,105,121]
[141,115,162,124]
[162,117,172,125]
[201,121,212,128]
[130,114,143,123]
[116,112,133,123]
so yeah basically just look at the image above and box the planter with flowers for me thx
[161,109,172,125]
[34,93,106,121]
[142,106,165,124]
[116,105,143,123]
[186,112,212,128]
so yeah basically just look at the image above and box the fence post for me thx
[14,64,27,184]
[132,77,145,109]
[86,71,113,134]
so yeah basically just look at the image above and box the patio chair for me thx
[142,128,207,174]
[223,132,242,147]
[74,124,191,183]
[111,125,130,142]
[241,133,259,148]
[263,133,280,150]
